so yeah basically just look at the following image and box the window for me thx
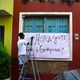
[0,26,4,44]
[19,12,72,61]
[24,17,44,32]
[23,16,69,33]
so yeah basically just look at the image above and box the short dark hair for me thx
[18,33,25,37]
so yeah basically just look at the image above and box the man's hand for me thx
[31,36,34,40]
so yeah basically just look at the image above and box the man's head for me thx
[18,33,25,39]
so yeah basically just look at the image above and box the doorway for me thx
[0,26,4,44]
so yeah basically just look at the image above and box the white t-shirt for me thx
[17,39,28,55]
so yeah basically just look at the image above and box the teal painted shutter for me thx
[24,17,44,33]
[24,16,68,33]
[24,18,34,32]
[46,17,68,33]
[58,18,68,33]
[46,18,57,33]
[35,18,44,32]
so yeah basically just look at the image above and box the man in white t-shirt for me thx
[17,32,33,65]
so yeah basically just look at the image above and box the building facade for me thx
[0,0,13,56]
[12,0,80,80]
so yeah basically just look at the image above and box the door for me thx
[0,26,4,44]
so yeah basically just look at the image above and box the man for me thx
[17,32,34,78]
[17,32,33,65]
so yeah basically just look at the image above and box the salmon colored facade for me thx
[12,1,80,80]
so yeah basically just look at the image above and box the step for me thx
[18,71,33,75]
[18,71,27,74]
[18,78,33,80]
